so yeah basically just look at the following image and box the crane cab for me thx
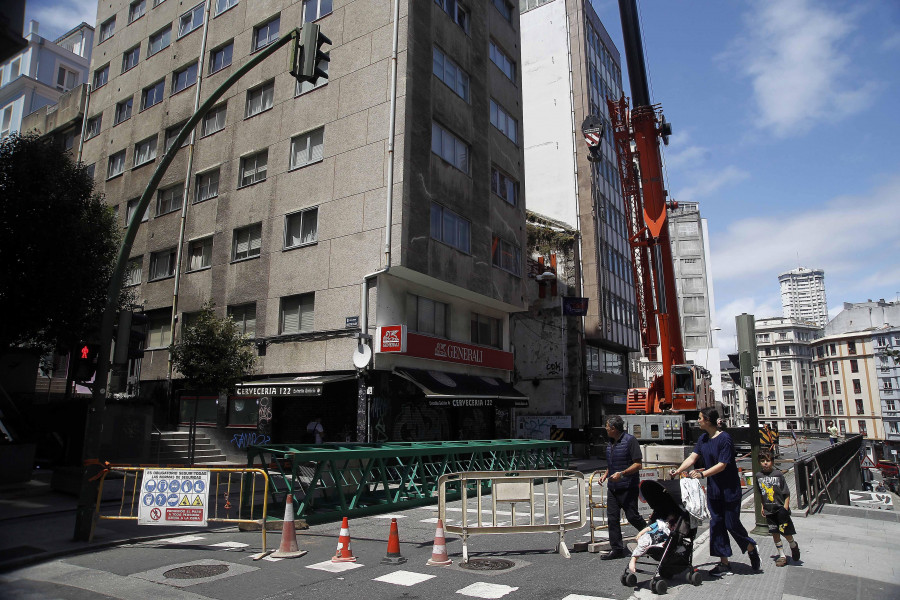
[626,363,713,415]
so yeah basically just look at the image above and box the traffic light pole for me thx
[740,350,768,534]
[74,28,306,542]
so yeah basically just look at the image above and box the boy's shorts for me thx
[765,507,796,536]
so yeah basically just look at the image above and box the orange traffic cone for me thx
[332,516,357,563]
[739,468,746,488]
[381,517,407,565]
[426,518,452,566]
[272,494,308,558]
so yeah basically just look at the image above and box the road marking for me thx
[371,514,407,519]
[156,535,206,544]
[561,595,617,600]
[456,582,519,598]
[420,517,441,524]
[209,541,248,549]
[306,560,364,573]
[373,570,436,586]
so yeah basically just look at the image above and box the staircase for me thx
[150,431,227,465]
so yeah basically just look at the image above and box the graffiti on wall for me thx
[371,395,390,443]
[517,415,572,440]
[230,431,271,449]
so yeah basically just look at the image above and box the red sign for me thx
[378,325,406,352]
[406,333,513,370]
[165,507,204,522]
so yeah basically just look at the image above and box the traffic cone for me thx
[332,516,357,563]
[381,518,407,565]
[426,518,452,566]
[739,468,747,488]
[271,494,308,558]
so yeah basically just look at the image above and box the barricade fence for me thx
[93,465,270,551]
[437,469,586,562]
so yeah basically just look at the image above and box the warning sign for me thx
[860,455,877,469]
[138,469,210,527]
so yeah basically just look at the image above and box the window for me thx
[782,375,793,386]
[245,80,274,117]
[187,237,212,271]
[126,198,150,224]
[303,0,332,22]
[215,0,239,16]
[100,17,116,42]
[281,293,315,334]
[201,104,226,136]
[430,203,470,253]
[839,420,846,434]
[129,0,146,23]
[124,256,143,286]
[152,0,167,6]
[856,399,864,415]
[114,98,133,125]
[84,115,102,140]
[284,207,319,248]
[834,380,841,394]
[492,236,521,276]
[148,27,171,56]
[829,343,836,355]
[780,360,791,370]
[289,128,324,169]
[491,0,513,22]
[156,185,183,216]
[232,223,262,260]
[431,122,468,172]
[122,45,140,73]
[107,150,126,178]
[471,313,501,348]
[141,80,165,110]
[252,16,280,51]
[178,3,205,38]
[165,122,190,151]
[887,400,896,411]
[172,62,198,94]
[406,293,448,338]
[239,150,268,186]
[785,406,796,416]
[767,377,774,386]
[822,401,831,414]
[93,64,109,88]
[195,169,219,202]
[147,310,172,349]
[858,420,867,436]
[295,59,328,95]
[491,166,518,206]
[227,304,256,337]
[831,360,838,373]
[850,359,858,373]
[885,379,895,391]
[490,99,517,143]
[848,341,857,354]
[820,381,829,395]
[783,390,795,400]
[149,248,177,280]
[210,41,233,74]
[0,107,9,139]
[432,46,469,101]
[853,379,862,394]
[489,41,516,81]
[56,66,78,92]
[133,135,157,167]
[435,0,468,32]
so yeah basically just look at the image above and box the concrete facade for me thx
[779,266,829,328]
[80,0,527,444]
[521,0,638,424]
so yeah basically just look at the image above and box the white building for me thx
[1,20,93,141]
[778,267,828,328]
[873,327,900,460]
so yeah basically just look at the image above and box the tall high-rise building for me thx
[521,0,639,423]
[778,267,828,327]
[77,0,528,448]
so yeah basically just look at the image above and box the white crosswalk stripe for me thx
[155,535,205,544]
[456,582,519,598]
[306,560,364,573]
[208,541,248,549]
[373,570,436,586]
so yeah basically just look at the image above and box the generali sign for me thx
[376,326,513,371]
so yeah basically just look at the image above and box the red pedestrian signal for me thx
[72,343,100,382]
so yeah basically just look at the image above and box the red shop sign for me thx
[406,332,513,371]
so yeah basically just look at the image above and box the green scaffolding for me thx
[246,440,568,524]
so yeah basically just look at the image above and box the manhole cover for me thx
[163,564,229,579]
[459,558,516,571]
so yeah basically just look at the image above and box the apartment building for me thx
[520,0,639,424]
[81,0,528,445]
[753,317,822,431]
[873,327,900,460]
[778,267,828,328]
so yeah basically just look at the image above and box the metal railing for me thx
[246,439,568,524]
[793,434,864,513]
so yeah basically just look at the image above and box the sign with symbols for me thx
[138,469,210,526]
[860,454,877,469]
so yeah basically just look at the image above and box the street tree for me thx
[0,133,120,355]
[169,301,256,393]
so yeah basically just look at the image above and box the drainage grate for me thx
[459,558,516,571]
[163,564,230,579]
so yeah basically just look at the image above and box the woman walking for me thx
[671,407,760,576]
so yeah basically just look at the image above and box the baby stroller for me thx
[620,479,703,594]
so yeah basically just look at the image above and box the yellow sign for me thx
[179,495,190,506]
[192,495,204,506]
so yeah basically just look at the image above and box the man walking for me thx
[599,416,647,560]
[827,422,839,445]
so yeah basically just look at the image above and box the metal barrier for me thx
[246,439,568,524]
[94,465,270,550]
[436,469,586,562]
[794,434,864,513]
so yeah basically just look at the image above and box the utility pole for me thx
[73,27,327,541]
[735,313,767,534]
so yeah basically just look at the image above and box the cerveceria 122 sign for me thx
[376,326,513,371]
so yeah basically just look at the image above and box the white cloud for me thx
[715,296,782,356]
[27,0,97,39]
[675,166,749,202]
[734,0,877,137]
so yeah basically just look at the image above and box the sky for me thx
[25,0,900,357]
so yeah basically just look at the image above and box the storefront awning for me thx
[235,373,355,397]
[395,368,529,408]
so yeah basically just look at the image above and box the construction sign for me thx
[860,455,877,469]
[138,469,210,527]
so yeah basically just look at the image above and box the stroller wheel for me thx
[689,570,703,586]
[651,578,668,595]
[620,573,628,586]
[626,573,637,587]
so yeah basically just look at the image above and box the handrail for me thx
[793,434,863,513]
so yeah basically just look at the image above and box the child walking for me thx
[755,452,800,566]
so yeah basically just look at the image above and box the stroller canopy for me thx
[640,479,684,519]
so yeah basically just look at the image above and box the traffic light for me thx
[726,353,741,385]
[113,310,147,364]
[71,343,100,382]
[293,23,331,85]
